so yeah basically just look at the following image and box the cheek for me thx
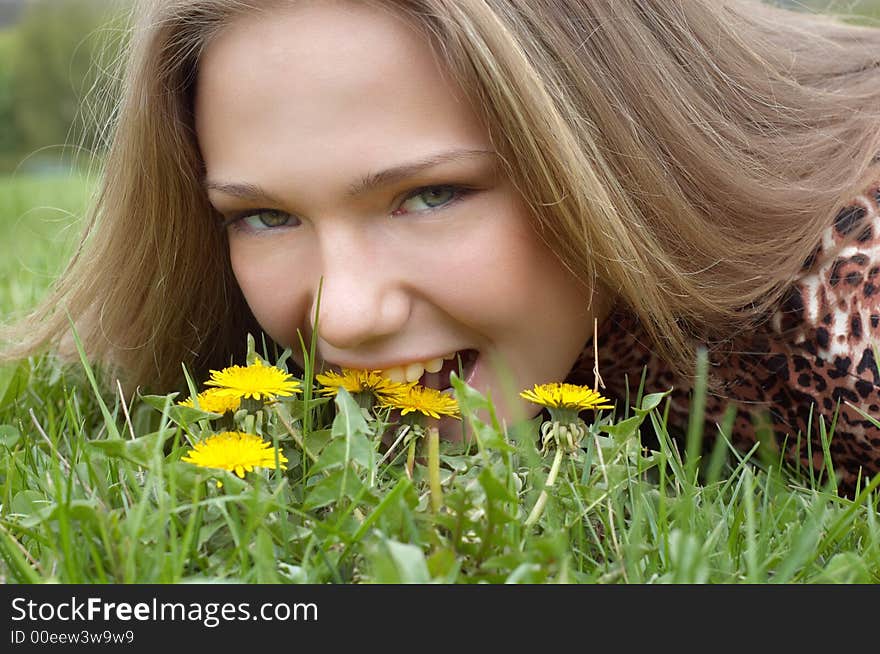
[426,210,591,330]
[229,240,312,346]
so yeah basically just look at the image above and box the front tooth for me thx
[424,357,443,373]
[404,362,425,383]
[384,366,407,383]
[443,352,457,360]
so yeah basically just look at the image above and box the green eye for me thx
[420,187,455,207]
[396,186,458,214]
[241,210,293,230]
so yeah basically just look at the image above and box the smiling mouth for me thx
[367,348,478,391]
[321,348,480,393]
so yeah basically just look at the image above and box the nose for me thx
[308,232,412,351]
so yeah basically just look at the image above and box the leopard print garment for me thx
[566,165,880,496]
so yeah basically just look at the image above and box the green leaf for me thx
[0,360,29,408]
[303,469,367,510]
[331,387,370,439]
[642,389,672,412]
[426,548,459,582]
[323,387,375,472]
[370,538,431,583]
[87,429,175,467]
[634,389,672,418]
[505,563,543,584]
[665,529,709,584]
[253,529,280,583]
[815,552,872,584]
[309,436,373,475]
[478,467,516,504]
[439,454,470,472]
[0,424,21,448]
[448,372,515,453]
[275,396,330,421]
[473,421,516,453]
[0,527,41,584]
[10,490,48,516]
[20,499,101,529]
[303,429,333,455]
[197,520,226,550]
[246,332,257,364]
[600,414,643,440]
[350,478,417,543]
[450,371,492,414]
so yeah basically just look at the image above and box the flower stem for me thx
[427,426,443,513]
[405,437,416,480]
[524,445,565,527]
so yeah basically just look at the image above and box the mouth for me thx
[378,348,479,392]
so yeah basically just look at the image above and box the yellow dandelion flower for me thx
[178,388,241,415]
[519,382,614,411]
[379,385,461,420]
[315,368,409,398]
[181,431,288,478]
[204,358,301,401]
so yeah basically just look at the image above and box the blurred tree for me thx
[0,29,19,160]
[0,0,25,28]
[6,0,128,171]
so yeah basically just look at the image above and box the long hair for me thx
[2,0,879,392]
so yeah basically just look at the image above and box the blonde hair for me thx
[3,0,880,392]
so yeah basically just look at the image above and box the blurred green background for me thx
[0,0,130,175]
[0,0,127,320]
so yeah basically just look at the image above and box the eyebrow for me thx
[203,148,496,203]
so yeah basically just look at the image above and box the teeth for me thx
[379,352,463,383]
[404,362,425,383]
[383,366,407,383]
[424,357,443,373]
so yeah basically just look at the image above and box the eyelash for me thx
[222,184,474,234]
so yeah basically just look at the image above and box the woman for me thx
[3,0,879,493]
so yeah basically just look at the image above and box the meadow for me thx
[0,173,879,585]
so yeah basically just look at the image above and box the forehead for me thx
[194,1,489,187]
[200,2,428,95]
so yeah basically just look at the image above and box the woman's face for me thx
[195,1,608,438]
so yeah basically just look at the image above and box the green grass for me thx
[0,173,93,317]
[1,174,879,584]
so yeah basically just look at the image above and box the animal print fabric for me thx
[567,165,880,496]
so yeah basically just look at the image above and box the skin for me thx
[195,1,610,439]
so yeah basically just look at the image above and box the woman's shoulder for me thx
[770,164,880,353]
[730,165,880,492]
[588,165,880,494]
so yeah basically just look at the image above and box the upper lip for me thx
[322,349,473,372]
